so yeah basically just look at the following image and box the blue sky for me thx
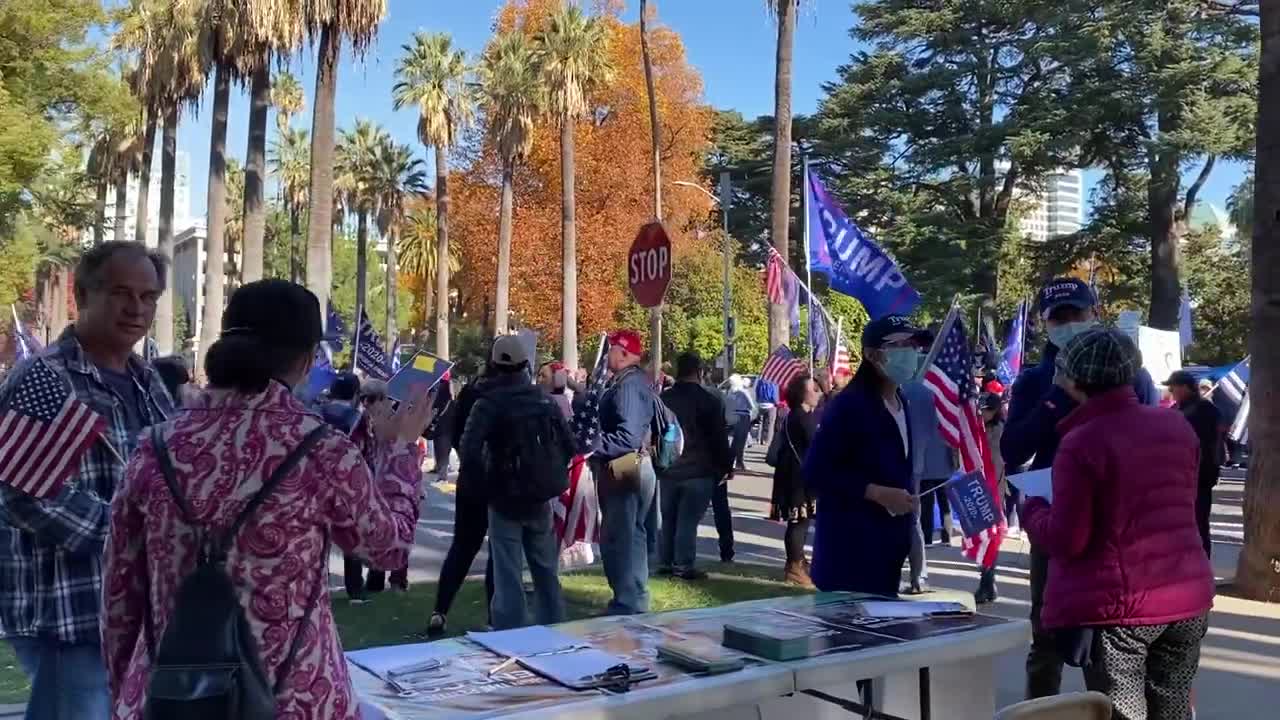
[174,0,1248,220]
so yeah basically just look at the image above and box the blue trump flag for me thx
[997,301,1026,385]
[355,310,392,381]
[324,303,347,353]
[942,469,1002,546]
[806,168,921,319]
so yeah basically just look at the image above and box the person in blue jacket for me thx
[804,315,931,596]
[1002,277,1159,700]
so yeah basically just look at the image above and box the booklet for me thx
[855,601,972,619]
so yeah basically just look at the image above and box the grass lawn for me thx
[0,562,807,705]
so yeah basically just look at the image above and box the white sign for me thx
[1138,326,1182,385]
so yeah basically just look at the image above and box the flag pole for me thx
[802,155,814,365]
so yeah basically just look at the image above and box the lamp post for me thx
[673,174,734,373]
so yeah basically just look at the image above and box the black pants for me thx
[784,519,809,564]
[712,481,735,561]
[1027,543,1064,698]
[1195,483,1214,558]
[434,491,492,617]
[344,556,409,596]
[919,478,953,544]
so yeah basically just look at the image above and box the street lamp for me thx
[673,175,734,373]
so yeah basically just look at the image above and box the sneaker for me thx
[674,568,708,581]
[427,612,447,639]
[904,582,929,595]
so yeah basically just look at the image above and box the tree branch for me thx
[1183,155,1217,218]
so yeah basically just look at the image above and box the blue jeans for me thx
[730,416,752,468]
[487,504,564,630]
[599,456,658,615]
[659,477,715,571]
[7,637,110,720]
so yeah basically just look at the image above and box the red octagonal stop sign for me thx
[628,222,672,308]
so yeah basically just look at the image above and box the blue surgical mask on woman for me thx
[877,347,920,385]
[1048,320,1098,349]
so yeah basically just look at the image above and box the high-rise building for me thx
[1012,169,1085,243]
[171,220,241,363]
[91,152,193,249]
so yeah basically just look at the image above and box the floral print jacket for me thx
[102,382,423,719]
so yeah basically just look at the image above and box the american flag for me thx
[1230,392,1249,445]
[0,360,107,498]
[922,309,1004,568]
[554,455,600,551]
[765,249,786,305]
[833,345,851,377]
[571,334,611,452]
[761,345,806,393]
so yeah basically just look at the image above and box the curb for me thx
[0,704,24,718]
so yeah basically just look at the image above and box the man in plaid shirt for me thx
[0,242,173,719]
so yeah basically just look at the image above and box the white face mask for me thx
[1048,320,1098,349]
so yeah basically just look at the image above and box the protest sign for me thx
[386,350,454,402]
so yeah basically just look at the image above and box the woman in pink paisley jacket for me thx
[102,280,436,720]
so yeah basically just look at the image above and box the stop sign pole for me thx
[628,222,673,381]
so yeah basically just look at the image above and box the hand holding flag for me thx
[0,360,108,498]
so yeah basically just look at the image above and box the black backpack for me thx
[144,425,328,720]
[482,391,572,515]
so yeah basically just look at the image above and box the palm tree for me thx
[225,158,246,288]
[270,127,310,282]
[392,31,473,359]
[397,200,458,345]
[371,140,428,346]
[239,2,304,285]
[768,0,799,350]
[337,119,390,327]
[302,0,388,317]
[535,5,612,369]
[272,70,305,135]
[478,32,541,336]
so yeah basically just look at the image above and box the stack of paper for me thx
[1010,468,1053,501]
[347,643,452,692]
[855,601,972,618]
[467,626,587,657]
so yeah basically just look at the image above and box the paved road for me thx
[337,449,1276,719]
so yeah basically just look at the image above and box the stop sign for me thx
[628,222,672,308]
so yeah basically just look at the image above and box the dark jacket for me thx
[1022,387,1213,630]
[1002,342,1159,473]
[803,367,914,596]
[659,381,732,482]
[772,406,817,518]
[450,376,493,501]
[596,365,655,460]
[1177,396,1222,490]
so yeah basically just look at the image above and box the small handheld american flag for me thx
[571,334,611,453]
[922,307,1004,568]
[0,360,108,499]
[765,250,787,305]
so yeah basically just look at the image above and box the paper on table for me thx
[857,601,972,618]
[518,647,638,689]
[1010,467,1053,502]
[466,626,587,658]
[347,643,452,680]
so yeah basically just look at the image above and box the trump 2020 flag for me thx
[355,310,392,381]
[386,351,453,402]
[806,168,920,319]
[0,360,107,498]
[944,470,1004,562]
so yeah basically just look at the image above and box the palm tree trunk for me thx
[386,225,398,349]
[495,160,514,335]
[242,60,271,283]
[560,121,578,370]
[1236,0,1280,603]
[93,178,107,246]
[434,144,451,359]
[155,108,177,355]
[199,64,232,377]
[307,25,340,315]
[356,209,369,324]
[113,178,128,244]
[289,203,301,284]
[135,113,157,246]
[640,0,663,381]
[422,280,435,346]
[768,0,797,350]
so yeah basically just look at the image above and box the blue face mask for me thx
[1048,320,1098,349]
[878,347,920,385]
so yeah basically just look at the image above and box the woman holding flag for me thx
[803,316,929,596]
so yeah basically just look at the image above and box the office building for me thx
[1011,168,1085,243]
[91,151,194,249]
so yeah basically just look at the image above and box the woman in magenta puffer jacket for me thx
[1022,328,1213,720]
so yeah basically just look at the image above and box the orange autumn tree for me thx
[450,0,713,357]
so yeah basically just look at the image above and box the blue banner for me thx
[325,303,347,353]
[386,351,454,402]
[997,301,1026,385]
[806,169,921,319]
[355,310,392,381]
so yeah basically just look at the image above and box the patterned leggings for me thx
[1083,614,1209,720]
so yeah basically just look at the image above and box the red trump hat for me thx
[607,329,644,357]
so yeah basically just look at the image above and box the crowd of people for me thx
[0,241,1226,720]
